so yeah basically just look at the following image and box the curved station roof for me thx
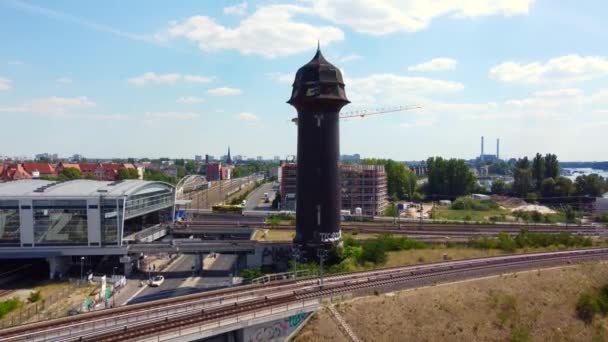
[0,179,174,198]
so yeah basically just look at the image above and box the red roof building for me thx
[96,163,137,181]
[56,162,81,174]
[0,164,32,181]
[21,163,56,177]
[79,163,98,176]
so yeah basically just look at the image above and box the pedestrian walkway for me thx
[328,305,361,342]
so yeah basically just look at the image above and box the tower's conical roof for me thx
[287,44,349,106]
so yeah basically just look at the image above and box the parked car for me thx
[149,275,164,287]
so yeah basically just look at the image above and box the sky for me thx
[0,0,607,161]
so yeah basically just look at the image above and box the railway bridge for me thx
[1,248,607,341]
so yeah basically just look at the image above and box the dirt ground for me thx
[295,262,608,342]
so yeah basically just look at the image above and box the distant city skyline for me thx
[1,1,607,160]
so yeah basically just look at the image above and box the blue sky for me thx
[1,0,607,161]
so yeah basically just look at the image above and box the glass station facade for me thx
[0,180,174,247]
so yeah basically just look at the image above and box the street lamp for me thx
[317,249,328,287]
[80,256,85,283]
[292,245,300,279]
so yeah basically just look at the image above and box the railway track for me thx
[2,248,608,341]
[175,221,603,238]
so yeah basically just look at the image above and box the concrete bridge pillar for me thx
[194,253,203,274]
[47,256,70,280]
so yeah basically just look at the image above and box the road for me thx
[244,182,275,211]
[127,254,232,305]
[183,175,262,209]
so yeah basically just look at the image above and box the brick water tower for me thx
[287,45,349,252]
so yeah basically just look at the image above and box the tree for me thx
[184,161,198,174]
[272,191,282,209]
[58,167,81,181]
[532,153,545,190]
[554,176,574,197]
[540,177,556,198]
[512,157,533,197]
[362,159,417,200]
[117,168,139,180]
[384,203,398,217]
[491,179,507,195]
[575,174,607,197]
[425,157,475,198]
[544,153,559,179]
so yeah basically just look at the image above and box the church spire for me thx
[226,146,232,165]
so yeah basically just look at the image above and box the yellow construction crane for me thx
[291,104,422,125]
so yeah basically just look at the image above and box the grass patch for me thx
[431,207,508,222]
[0,297,21,318]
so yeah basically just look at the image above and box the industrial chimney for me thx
[496,138,500,160]
[481,136,485,161]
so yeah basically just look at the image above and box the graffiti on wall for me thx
[245,312,309,342]
[261,246,291,265]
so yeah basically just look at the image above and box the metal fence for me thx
[0,286,73,329]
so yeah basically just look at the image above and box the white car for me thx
[149,275,164,287]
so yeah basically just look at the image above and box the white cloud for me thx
[0,96,95,117]
[7,60,24,66]
[347,73,464,105]
[268,72,294,84]
[339,54,363,63]
[408,58,457,72]
[489,55,608,84]
[208,87,242,96]
[145,112,200,120]
[308,0,531,35]
[237,112,259,121]
[177,96,204,104]
[224,2,248,16]
[129,72,214,86]
[56,77,73,84]
[156,4,344,58]
[0,77,12,91]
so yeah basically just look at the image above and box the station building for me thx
[0,179,175,277]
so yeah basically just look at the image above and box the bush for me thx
[451,197,499,211]
[28,290,42,303]
[359,239,388,264]
[576,287,608,324]
[497,232,517,252]
[598,213,608,223]
[0,298,21,318]
[239,267,263,280]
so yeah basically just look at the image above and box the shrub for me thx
[577,292,601,323]
[0,298,21,318]
[497,233,517,252]
[359,239,388,264]
[28,290,42,303]
[239,267,263,280]
[451,197,499,211]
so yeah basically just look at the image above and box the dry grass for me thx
[253,229,295,241]
[298,262,608,341]
[294,308,349,342]
[384,247,558,268]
